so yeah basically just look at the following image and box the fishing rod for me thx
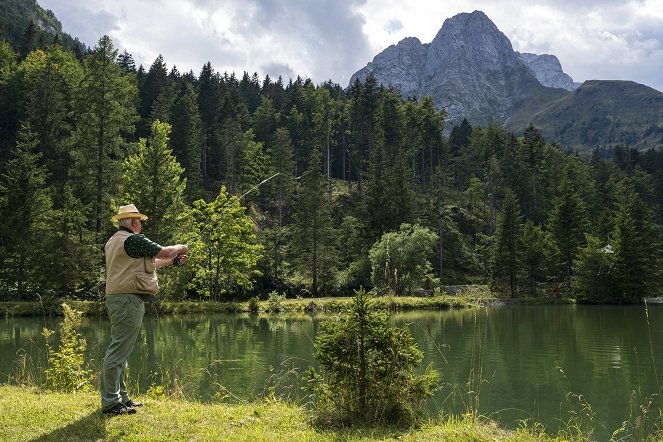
[179,170,310,247]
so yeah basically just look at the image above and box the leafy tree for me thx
[188,187,262,300]
[369,224,438,295]
[119,120,188,246]
[0,124,51,300]
[305,288,438,426]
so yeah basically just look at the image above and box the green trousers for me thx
[101,294,145,411]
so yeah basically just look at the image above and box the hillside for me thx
[0,0,85,56]
[511,80,663,151]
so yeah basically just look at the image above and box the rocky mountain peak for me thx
[349,10,577,122]
[517,52,579,90]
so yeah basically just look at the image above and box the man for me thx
[101,204,188,415]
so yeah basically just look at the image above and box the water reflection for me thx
[1,305,661,438]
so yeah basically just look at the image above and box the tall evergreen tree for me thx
[170,82,203,199]
[0,40,19,161]
[611,179,660,302]
[490,190,523,297]
[263,127,296,280]
[77,35,138,235]
[573,234,614,302]
[292,147,337,296]
[546,173,588,286]
[119,120,187,246]
[0,124,51,300]
[18,46,82,199]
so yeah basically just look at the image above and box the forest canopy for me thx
[0,33,661,304]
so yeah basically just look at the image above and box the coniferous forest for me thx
[0,33,662,304]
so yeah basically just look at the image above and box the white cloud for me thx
[38,0,663,91]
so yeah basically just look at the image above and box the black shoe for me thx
[124,399,143,407]
[102,403,136,415]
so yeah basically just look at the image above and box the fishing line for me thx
[180,170,310,245]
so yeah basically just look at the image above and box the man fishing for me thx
[101,204,188,415]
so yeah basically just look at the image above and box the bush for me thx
[43,303,94,392]
[305,288,438,427]
[267,291,285,312]
[248,296,260,312]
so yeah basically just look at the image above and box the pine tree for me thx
[77,35,138,235]
[292,147,337,296]
[18,46,83,199]
[520,221,547,297]
[119,120,188,246]
[546,173,588,287]
[611,179,660,302]
[0,124,51,300]
[490,190,523,297]
[263,127,296,280]
[170,82,203,199]
[573,234,614,302]
[252,95,277,146]
[40,186,99,295]
[0,41,19,162]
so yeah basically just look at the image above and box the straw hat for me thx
[111,204,149,222]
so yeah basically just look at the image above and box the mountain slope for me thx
[515,80,663,150]
[0,0,85,55]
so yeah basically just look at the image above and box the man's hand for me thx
[173,254,188,266]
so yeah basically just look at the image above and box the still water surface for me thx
[1,304,662,437]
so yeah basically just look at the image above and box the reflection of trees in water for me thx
[3,307,661,436]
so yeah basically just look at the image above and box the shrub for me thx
[43,303,94,392]
[248,296,260,312]
[305,288,438,427]
[267,291,285,312]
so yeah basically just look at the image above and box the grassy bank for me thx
[0,385,554,441]
[0,292,486,317]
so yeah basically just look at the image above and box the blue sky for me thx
[39,0,663,92]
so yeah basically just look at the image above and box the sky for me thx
[38,0,663,92]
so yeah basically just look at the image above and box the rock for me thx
[517,52,578,90]
[348,11,574,123]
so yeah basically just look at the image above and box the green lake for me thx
[2,304,662,438]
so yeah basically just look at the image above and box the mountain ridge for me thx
[349,10,663,151]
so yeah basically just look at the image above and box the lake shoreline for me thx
[0,289,582,317]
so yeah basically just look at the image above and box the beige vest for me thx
[105,230,158,295]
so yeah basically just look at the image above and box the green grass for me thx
[0,385,556,441]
